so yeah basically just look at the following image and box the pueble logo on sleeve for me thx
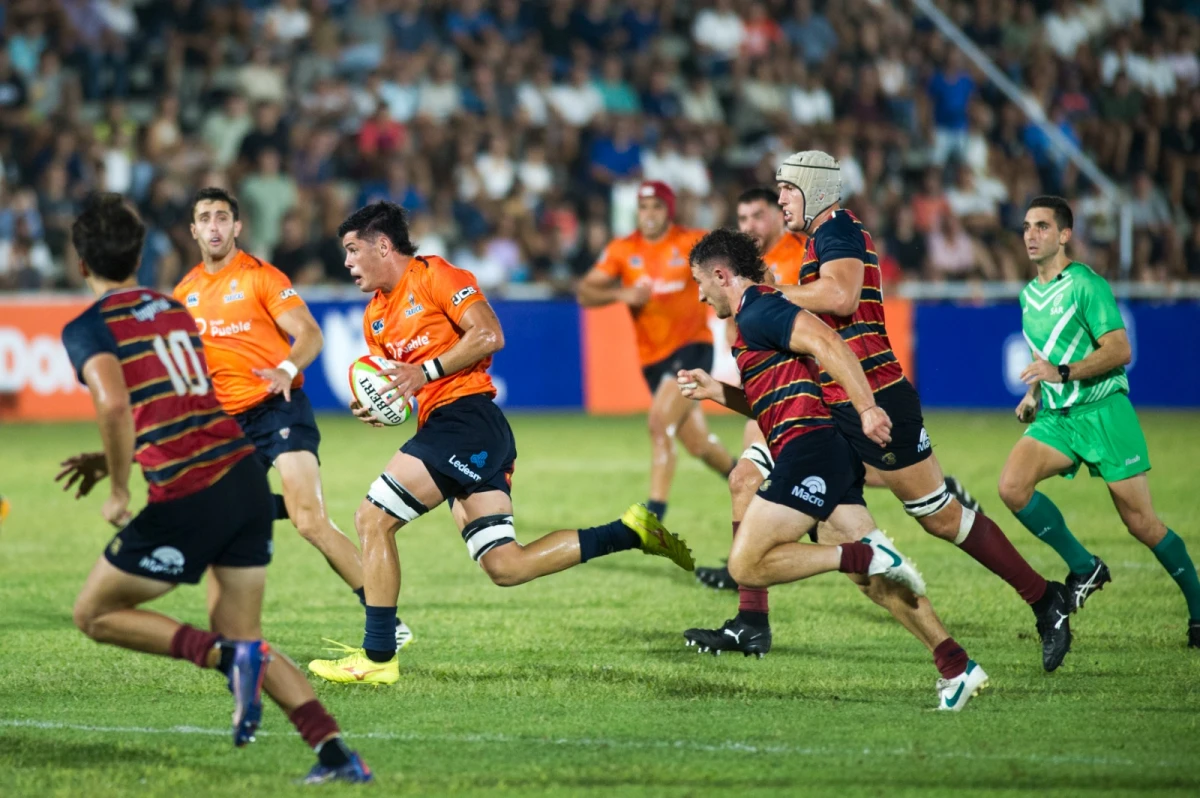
[371,319,385,335]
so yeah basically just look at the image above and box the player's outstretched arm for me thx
[253,305,324,402]
[788,311,892,446]
[677,369,754,418]
[777,257,864,317]
[81,354,136,526]
[576,266,650,309]
[378,301,505,404]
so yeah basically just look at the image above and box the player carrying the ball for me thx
[308,201,695,685]
[740,151,1072,672]
[174,188,413,650]
[679,229,990,710]
[57,194,370,783]
[999,196,1200,648]
[577,181,735,522]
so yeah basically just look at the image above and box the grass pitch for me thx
[1,411,1198,796]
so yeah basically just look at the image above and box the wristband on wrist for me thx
[421,358,445,382]
[277,359,299,379]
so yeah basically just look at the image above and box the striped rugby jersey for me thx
[1019,261,1128,410]
[62,288,253,503]
[799,209,905,404]
[732,284,834,458]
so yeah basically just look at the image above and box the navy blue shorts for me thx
[830,379,931,471]
[234,388,321,469]
[104,456,274,584]
[401,394,517,505]
[757,426,866,522]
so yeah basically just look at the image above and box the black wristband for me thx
[1058,364,1071,383]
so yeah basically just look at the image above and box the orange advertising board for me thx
[583,299,915,414]
[0,297,95,421]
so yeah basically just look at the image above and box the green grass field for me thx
[2,411,1199,796]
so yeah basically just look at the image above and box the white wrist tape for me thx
[278,359,299,379]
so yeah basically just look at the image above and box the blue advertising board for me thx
[914,301,1200,409]
[302,298,583,412]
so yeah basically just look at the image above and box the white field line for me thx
[0,718,1189,770]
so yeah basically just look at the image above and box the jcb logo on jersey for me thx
[451,286,477,307]
[279,288,298,300]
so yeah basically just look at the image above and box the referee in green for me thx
[999,195,1200,649]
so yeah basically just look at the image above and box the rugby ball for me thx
[349,355,414,426]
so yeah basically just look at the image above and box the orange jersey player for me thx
[57,194,371,783]
[308,201,696,686]
[174,187,413,651]
[577,181,734,522]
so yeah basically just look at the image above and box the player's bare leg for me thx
[675,403,736,481]
[73,558,179,654]
[865,460,982,513]
[876,454,1073,671]
[646,377,731,520]
[275,451,365,589]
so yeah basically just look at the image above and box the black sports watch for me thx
[1058,364,1071,383]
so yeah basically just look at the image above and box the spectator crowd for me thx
[1,0,1199,295]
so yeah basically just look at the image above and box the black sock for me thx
[353,587,366,606]
[646,500,667,521]
[273,494,290,521]
[215,642,235,676]
[577,520,640,562]
[364,648,395,663]
[317,736,353,768]
[736,610,769,629]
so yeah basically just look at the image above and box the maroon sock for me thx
[169,624,220,668]
[289,699,341,749]
[959,512,1048,604]
[838,541,873,574]
[933,638,969,679]
[738,587,769,613]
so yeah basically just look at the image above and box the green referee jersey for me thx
[1020,262,1129,410]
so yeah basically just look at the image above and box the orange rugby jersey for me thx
[362,255,496,426]
[593,225,710,366]
[173,250,307,415]
[764,231,809,285]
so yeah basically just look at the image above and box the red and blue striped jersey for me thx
[799,209,906,405]
[732,285,833,458]
[62,288,253,503]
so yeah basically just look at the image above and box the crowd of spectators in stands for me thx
[1,0,1198,295]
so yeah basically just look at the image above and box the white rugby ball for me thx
[349,355,414,426]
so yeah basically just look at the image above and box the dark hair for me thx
[72,193,146,282]
[736,187,779,207]
[1028,195,1073,231]
[336,201,417,256]
[689,228,766,282]
[191,187,239,221]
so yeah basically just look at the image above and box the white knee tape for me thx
[740,443,774,480]
[366,475,426,523]
[955,507,976,546]
[903,483,953,519]
[461,514,517,563]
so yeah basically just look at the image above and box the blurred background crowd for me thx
[1,0,1198,295]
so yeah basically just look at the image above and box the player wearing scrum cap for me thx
[767,152,1073,672]
[577,181,735,522]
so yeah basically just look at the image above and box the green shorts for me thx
[1025,392,1150,483]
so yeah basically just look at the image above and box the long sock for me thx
[353,587,366,606]
[1015,492,1095,574]
[732,521,769,614]
[839,542,873,574]
[646,499,667,521]
[578,519,640,562]
[933,638,968,679]
[169,624,220,668]
[273,493,290,521]
[1152,530,1200,619]
[957,509,1048,604]
[363,605,397,662]
[289,699,341,749]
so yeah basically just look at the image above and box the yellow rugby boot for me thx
[621,504,696,572]
[308,640,399,685]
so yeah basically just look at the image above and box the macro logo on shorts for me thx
[917,428,931,453]
[139,546,186,577]
[791,476,826,507]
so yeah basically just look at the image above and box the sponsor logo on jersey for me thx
[139,546,186,577]
[651,278,688,295]
[223,291,246,303]
[1125,455,1141,466]
[279,288,298,300]
[449,454,482,482]
[791,476,826,507]
[131,297,173,323]
[629,256,644,269]
[371,319,385,335]
[186,293,200,307]
[203,319,252,337]
[399,334,429,353]
[451,286,478,306]
[405,293,425,317]
[469,451,488,468]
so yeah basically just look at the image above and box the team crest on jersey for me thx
[405,292,425,317]
[223,280,245,303]
[279,427,290,440]
[630,256,644,269]
[186,292,199,307]
[668,247,686,267]
[371,319,385,335]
